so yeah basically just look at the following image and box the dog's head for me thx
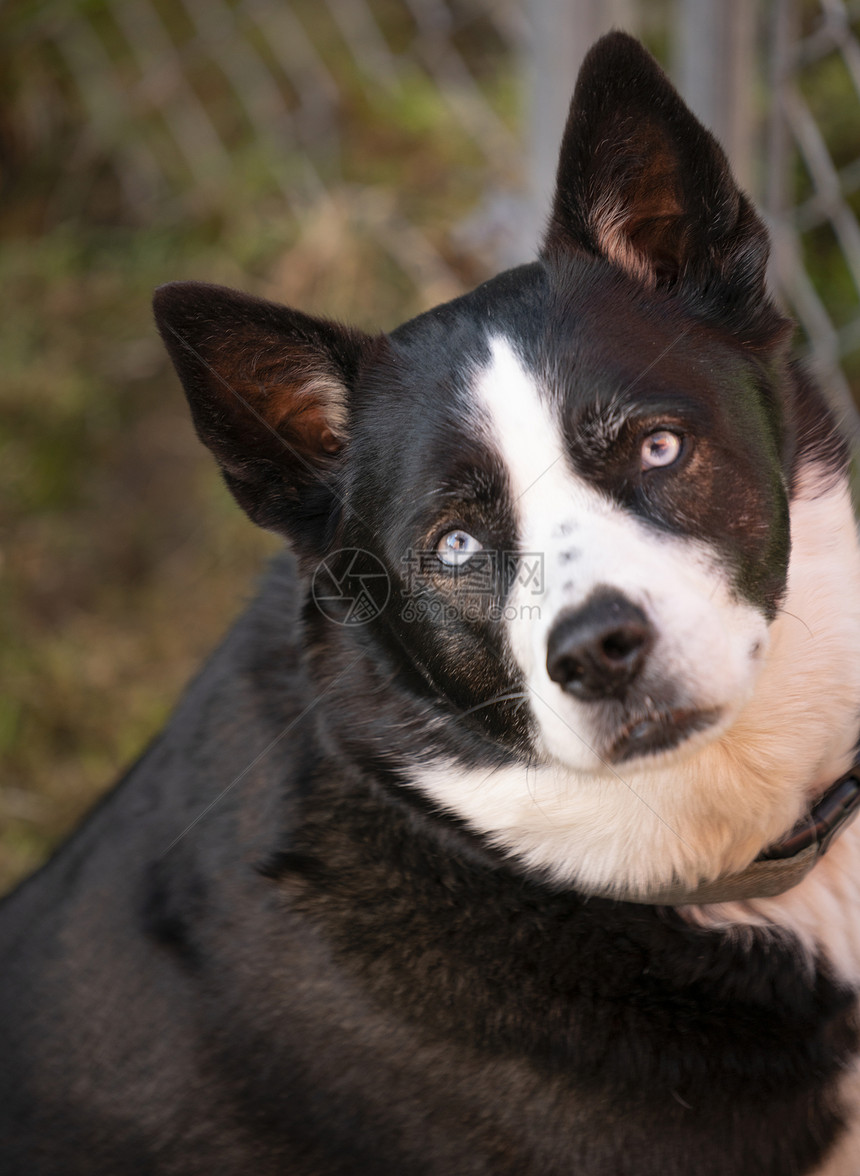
[155,34,860,896]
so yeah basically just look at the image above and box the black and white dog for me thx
[4,32,860,1175]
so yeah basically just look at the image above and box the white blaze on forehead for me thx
[470,335,622,610]
[471,335,768,773]
[471,335,570,514]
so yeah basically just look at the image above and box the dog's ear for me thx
[153,281,376,547]
[544,32,777,333]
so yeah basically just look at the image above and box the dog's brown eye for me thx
[640,430,682,470]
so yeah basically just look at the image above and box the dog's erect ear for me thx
[544,33,775,330]
[153,281,376,544]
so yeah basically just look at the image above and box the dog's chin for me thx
[535,692,730,775]
[606,706,723,765]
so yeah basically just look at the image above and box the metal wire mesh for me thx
[6,0,860,399]
[9,0,524,319]
[766,0,860,413]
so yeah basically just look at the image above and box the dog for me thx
[3,30,860,1175]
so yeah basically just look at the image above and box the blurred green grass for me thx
[0,0,515,894]
[0,223,277,892]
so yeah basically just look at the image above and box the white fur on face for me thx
[407,337,860,901]
[474,336,768,772]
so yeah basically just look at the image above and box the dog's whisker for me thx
[458,691,530,718]
[777,608,815,638]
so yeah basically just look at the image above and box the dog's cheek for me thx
[671,449,790,620]
[648,581,770,710]
[376,583,533,751]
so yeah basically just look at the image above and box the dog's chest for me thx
[279,785,860,1174]
[690,819,860,985]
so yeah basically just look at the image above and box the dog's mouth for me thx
[607,706,722,764]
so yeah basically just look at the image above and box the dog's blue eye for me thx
[641,430,682,470]
[437,530,483,567]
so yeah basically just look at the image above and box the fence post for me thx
[674,0,758,192]
[521,0,637,258]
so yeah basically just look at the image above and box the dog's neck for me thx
[586,760,860,905]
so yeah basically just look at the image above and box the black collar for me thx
[760,767,860,862]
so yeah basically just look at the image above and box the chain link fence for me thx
[6,0,860,401]
[765,0,860,413]
[6,0,525,319]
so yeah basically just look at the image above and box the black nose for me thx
[546,590,653,701]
